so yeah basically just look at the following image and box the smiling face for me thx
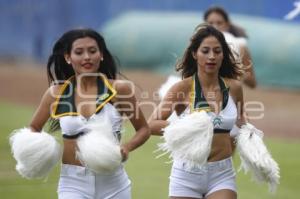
[192,36,224,75]
[206,11,229,32]
[64,37,102,75]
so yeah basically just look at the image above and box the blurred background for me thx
[0,0,299,198]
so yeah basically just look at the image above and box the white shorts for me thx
[169,157,236,198]
[57,164,131,199]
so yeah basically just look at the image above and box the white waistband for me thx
[60,163,124,176]
[61,164,94,176]
[173,157,233,172]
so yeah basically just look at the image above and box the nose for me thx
[208,51,215,59]
[83,51,91,60]
[212,24,219,30]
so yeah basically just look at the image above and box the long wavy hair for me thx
[46,28,118,132]
[176,24,242,79]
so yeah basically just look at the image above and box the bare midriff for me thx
[208,133,233,162]
[62,139,82,166]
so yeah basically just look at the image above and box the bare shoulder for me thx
[169,77,192,94]
[49,84,63,95]
[225,78,242,91]
[164,76,192,102]
[109,79,134,96]
[224,78,243,101]
[43,84,63,102]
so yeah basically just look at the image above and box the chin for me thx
[77,71,99,77]
[82,68,99,73]
[205,69,218,74]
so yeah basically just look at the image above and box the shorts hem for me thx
[206,187,237,197]
[169,191,202,199]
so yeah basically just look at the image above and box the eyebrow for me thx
[73,46,98,50]
[201,46,222,49]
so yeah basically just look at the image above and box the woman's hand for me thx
[120,145,130,162]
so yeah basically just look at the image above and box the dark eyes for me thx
[89,49,97,54]
[214,49,222,53]
[74,50,82,55]
[208,21,223,26]
[74,48,98,55]
[201,49,222,54]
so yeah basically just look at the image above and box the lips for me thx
[82,63,93,69]
[206,63,217,69]
[206,63,216,66]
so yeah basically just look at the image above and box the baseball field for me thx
[0,63,299,198]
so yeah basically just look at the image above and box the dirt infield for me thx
[1,63,299,139]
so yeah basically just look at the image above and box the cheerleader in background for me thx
[204,6,257,89]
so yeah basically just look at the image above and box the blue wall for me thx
[0,0,299,60]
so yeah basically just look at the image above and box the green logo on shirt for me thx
[213,117,222,126]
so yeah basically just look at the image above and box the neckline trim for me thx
[190,74,229,113]
[51,74,117,119]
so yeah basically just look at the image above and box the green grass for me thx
[0,100,299,198]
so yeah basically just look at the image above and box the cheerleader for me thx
[10,28,150,199]
[149,25,278,199]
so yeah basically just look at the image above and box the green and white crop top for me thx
[181,74,237,133]
[51,75,122,139]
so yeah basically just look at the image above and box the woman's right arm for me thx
[148,99,172,135]
[29,86,59,132]
[148,80,188,136]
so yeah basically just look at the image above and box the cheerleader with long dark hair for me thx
[149,24,279,199]
[10,28,150,199]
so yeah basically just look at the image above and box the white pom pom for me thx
[166,112,179,124]
[76,118,122,174]
[157,111,214,169]
[236,123,280,193]
[9,128,62,179]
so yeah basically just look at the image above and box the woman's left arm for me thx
[228,79,247,151]
[229,79,247,127]
[114,80,150,161]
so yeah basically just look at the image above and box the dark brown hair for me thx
[176,24,242,79]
